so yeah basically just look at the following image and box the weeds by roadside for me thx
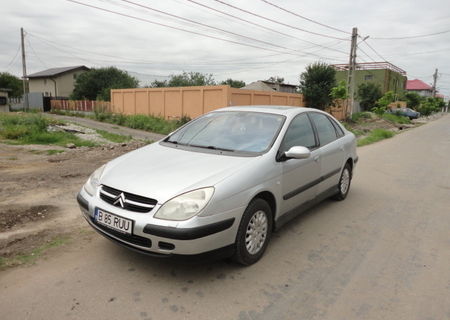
[357,129,395,146]
[0,113,96,147]
[51,109,191,135]
[95,129,131,143]
[0,235,70,269]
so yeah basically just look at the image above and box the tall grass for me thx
[357,129,395,146]
[381,113,411,124]
[52,109,191,135]
[0,113,95,147]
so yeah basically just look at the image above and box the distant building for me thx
[405,79,433,97]
[28,66,90,98]
[0,88,11,112]
[242,80,298,93]
[332,62,407,98]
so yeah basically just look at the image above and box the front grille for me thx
[100,185,157,213]
[91,217,152,248]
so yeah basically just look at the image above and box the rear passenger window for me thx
[280,114,316,152]
[309,113,338,146]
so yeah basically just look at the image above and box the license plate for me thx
[94,209,133,234]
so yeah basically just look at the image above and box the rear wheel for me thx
[233,199,273,266]
[333,163,352,201]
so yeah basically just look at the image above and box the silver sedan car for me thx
[77,106,357,265]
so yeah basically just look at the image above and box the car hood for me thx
[100,143,258,203]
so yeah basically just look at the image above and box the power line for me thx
[371,29,450,40]
[183,0,348,53]
[258,0,350,35]
[66,0,318,57]
[29,31,315,67]
[26,37,48,69]
[119,0,324,56]
[362,40,388,61]
[2,45,21,71]
[212,0,349,41]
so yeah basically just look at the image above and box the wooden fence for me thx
[50,99,110,112]
[110,85,304,119]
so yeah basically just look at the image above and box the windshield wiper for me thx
[188,144,235,152]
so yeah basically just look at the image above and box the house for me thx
[332,62,407,98]
[405,79,433,97]
[0,88,11,112]
[242,80,298,93]
[28,66,90,98]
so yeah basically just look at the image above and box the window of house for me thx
[73,73,77,80]
[364,75,374,80]
[0,97,7,105]
[44,79,47,85]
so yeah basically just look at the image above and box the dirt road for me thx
[1,115,450,320]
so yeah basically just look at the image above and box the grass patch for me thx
[51,109,87,118]
[351,112,373,123]
[381,113,411,124]
[342,122,365,137]
[52,109,190,135]
[0,113,96,147]
[46,149,65,155]
[96,129,131,143]
[92,112,188,135]
[0,235,70,269]
[357,129,395,146]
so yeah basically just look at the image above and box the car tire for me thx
[233,198,273,266]
[333,163,352,201]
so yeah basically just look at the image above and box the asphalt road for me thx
[1,115,450,320]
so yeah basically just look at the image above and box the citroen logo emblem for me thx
[113,193,126,208]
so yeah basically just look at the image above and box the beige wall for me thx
[111,85,304,119]
[29,69,87,97]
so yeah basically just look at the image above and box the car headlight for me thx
[154,187,214,221]
[83,164,106,196]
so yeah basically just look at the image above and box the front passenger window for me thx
[280,114,316,153]
[309,113,338,146]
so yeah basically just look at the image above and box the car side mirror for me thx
[284,146,311,160]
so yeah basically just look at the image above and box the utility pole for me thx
[20,27,29,110]
[431,68,438,97]
[346,27,358,117]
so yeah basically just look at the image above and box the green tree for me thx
[151,71,216,88]
[330,80,348,100]
[266,76,285,84]
[71,67,139,101]
[372,90,395,114]
[404,92,422,109]
[299,62,336,110]
[0,72,22,98]
[220,78,246,88]
[357,82,382,111]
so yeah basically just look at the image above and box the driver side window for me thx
[280,114,316,153]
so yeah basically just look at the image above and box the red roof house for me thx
[406,79,433,97]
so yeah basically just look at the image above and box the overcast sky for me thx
[1,0,449,96]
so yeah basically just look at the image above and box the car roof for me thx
[213,105,311,116]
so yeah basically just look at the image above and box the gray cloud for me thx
[1,0,449,94]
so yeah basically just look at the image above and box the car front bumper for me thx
[77,188,243,256]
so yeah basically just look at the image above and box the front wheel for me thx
[233,199,273,266]
[333,163,352,201]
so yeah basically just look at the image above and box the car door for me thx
[308,112,345,194]
[278,113,321,216]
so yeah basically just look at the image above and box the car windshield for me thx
[165,111,285,153]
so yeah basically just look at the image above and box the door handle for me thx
[313,155,320,162]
